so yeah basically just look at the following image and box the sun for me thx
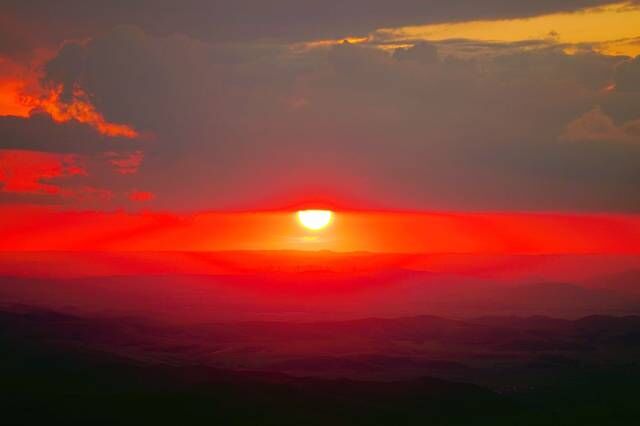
[297,210,333,230]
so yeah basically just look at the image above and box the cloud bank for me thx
[0,2,639,212]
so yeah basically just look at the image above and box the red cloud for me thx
[0,149,115,202]
[0,55,138,138]
[106,150,144,174]
[26,85,139,138]
[128,190,155,202]
[0,78,32,117]
[0,149,85,195]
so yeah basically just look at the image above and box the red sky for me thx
[1,205,638,253]
[1,1,640,254]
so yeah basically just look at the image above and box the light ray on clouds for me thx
[368,1,640,56]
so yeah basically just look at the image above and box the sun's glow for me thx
[297,210,333,230]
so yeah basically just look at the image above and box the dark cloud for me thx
[393,42,439,63]
[601,56,640,123]
[0,113,140,154]
[0,0,630,58]
[561,107,640,143]
[0,112,147,207]
[30,25,640,212]
[615,55,640,91]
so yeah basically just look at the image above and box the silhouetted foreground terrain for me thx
[1,308,514,426]
[2,306,640,425]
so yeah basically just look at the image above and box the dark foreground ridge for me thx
[1,308,513,426]
[2,307,640,425]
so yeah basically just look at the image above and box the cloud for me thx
[25,25,639,212]
[1,0,625,56]
[371,1,640,57]
[0,149,85,195]
[0,113,139,154]
[106,150,144,175]
[392,42,439,63]
[561,106,640,142]
[0,47,146,206]
[32,85,139,138]
[0,148,119,204]
[0,49,139,138]
[0,78,31,117]
[0,6,638,213]
[615,55,640,91]
[0,115,145,205]
[128,190,155,202]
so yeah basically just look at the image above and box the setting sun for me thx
[297,210,333,230]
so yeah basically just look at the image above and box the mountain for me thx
[1,272,639,323]
[0,307,516,426]
[585,269,640,295]
[3,306,640,425]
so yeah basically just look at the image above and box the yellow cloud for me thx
[373,1,640,56]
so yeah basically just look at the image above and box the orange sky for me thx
[1,206,638,254]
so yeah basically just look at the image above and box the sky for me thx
[1,1,639,252]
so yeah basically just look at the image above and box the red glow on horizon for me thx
[0,205,639,254]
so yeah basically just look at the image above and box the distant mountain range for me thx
[1,251,639,282]
[1,270,638,322]
[2,252,639,423]
[2,305,640,425]
[2,305,640,385]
